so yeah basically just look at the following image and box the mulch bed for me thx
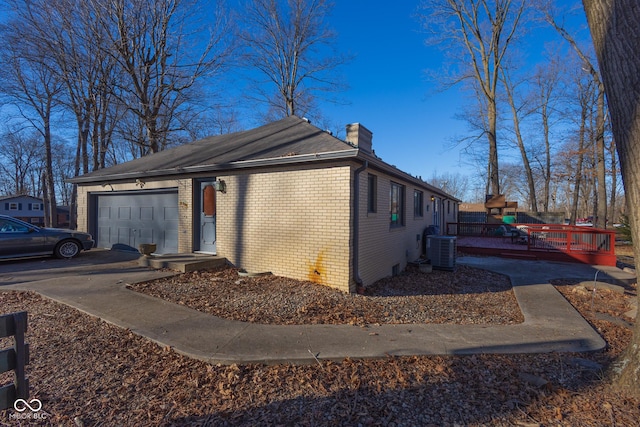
[127,264,524,326]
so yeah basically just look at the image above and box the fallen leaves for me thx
[128,264,524,326]
[0,262,637,426]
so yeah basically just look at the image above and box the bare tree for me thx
[429,171,471,200]
[0,25,63,226]
[0,130,41,195]
[607,133,620,222]
[419,0,527,196]
[96,0,235,154]
[2,0,126,228]
[532,59,566,213]
[543,4,607,228]
[570,74,595,224]
[582,0,640,396]
[500,68,538,211]
[239,0,349,121]
[51,140,77,208]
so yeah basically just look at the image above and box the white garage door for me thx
[96,191,179,254]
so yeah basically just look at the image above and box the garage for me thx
[94,190,179,254]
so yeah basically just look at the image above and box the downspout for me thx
[353,160,368,292]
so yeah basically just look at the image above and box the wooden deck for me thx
[454,225,618,266]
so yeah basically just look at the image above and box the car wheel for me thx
[55,239,81,259]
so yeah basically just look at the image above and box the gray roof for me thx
[70,116,355,183]
[0,194,42,202]
[68,116,460,202]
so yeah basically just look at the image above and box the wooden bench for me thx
[0,311,29,410]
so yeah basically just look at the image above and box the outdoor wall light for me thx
[135,178,145,188]
[430,195,435,202]
[213,179,226,193]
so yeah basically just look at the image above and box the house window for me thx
[367,174,377,213]
[390,182,405,227]
[31,203,41,211]
[414,190,424,218]
[8,203,18,210]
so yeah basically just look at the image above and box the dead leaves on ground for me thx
[129,265,524,326]
[0,265,637,425]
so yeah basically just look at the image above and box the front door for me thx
[199,181,217,253]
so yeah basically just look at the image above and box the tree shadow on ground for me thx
[168,349,638,426]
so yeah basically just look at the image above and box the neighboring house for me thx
[69,116,459,293]
[0,195,71,227]
[0,195,45,225]
[56,206,71,228]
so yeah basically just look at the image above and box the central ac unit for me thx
[427,236,457,271]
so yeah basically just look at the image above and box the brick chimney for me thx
[346,123,373,153]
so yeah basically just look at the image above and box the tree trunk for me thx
[595,85,608,227]
[43,111,58,228]
[503,70,537,211]
[488,99,500,195]
[583,0,640,397]
[542,101,551,212]
[570,107,587,225]
[609,137,618,222]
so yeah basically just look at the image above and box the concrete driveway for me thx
[0,249,169,287]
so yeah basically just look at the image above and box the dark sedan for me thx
[0,214,94,259]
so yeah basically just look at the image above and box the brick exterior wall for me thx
[216,166,354,293]
[74,164,459,293]
[357,170,441,287]
[176,179,194,252]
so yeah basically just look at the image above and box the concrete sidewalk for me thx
[1,252,636,365]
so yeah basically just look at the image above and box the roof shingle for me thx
[73,116,352,181]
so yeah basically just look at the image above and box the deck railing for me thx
[448,222,617,266]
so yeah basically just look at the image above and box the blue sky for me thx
[322,2,465,180]
[306,1,590,189]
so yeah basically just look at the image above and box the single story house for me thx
[69,116,459,293]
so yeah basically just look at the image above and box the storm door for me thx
[199,181,217,253]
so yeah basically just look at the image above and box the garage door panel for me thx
[140,207,154,221]
[117,227,133,246]
[164,207,178,220]
[118,206,131,219]
[98,226,111,246]
[163,229,178,251]
[99,207,111,218]
[138,228,155,244]
[96,191,178,254]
